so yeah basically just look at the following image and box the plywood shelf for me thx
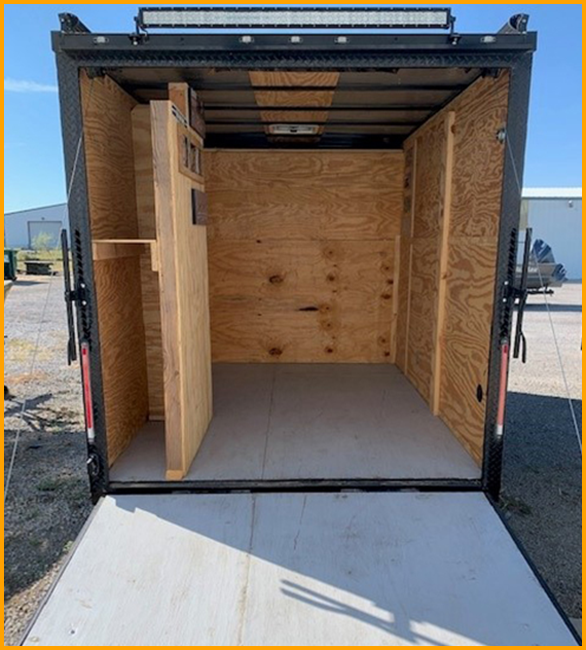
[92,239,159,272]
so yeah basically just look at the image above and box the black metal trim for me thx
[482,53,534,499]
[55,53,109,501]
[108,477,482,495]
[52,31,537,60]
[174,84,467,93]
[137,6,453,31]
[486,494,582,644]
[207,119,419,127]
[205,132,407,149]
[205,104,437,112]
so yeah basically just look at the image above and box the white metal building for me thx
[4,203,68,250]
[521,188,582,280]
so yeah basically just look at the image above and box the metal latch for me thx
[508,227,533,363]
[61,229,80,365]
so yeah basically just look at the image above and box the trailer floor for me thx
[110,364,480,483]
[23,492,577,646]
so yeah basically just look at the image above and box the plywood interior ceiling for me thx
[249,71,340,143]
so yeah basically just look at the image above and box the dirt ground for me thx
[4,276,91,646]
[502,282,582,618]
[3,277,582,644]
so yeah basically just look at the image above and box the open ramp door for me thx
[24,492,577,646]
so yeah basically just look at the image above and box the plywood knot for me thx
[269,274,284,285]
[269,347,283,357]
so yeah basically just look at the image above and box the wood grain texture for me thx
[390,236,402,363]
[81,73,138,240]
[82,73,149,465]
[401,74,510,463]
[248,71,339,88]
[168,82,188,118]
[431,112,456,415]
[403,117,447,402]
[92,241,148,262]
[204,150,404,241]
[249,71,340,137]
[412,117,445,240]
[94,258,149,465]
[132,105,157,239]
[405,238,438,403]
[205,150,403,363]
[449,73,510,238]
[406,74,510,240]
[151,101,212,479]
[131,105,165,420]
[209,239,395,363]
[140,254,165,420]
[439,239,498,463]
[438,75,508,463]
[395,142,416,375]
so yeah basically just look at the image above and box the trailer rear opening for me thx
[78,66,509,486]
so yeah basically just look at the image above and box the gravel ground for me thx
[3,277,582,643]
[502,283,582,618]
[4,276,91,646]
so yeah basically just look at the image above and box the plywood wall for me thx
[131,105,165,420]
[151,100,212,480]
[81,73,149,466]
[439,74,509,463]
[205,150,404,363]
[396,73,510,464]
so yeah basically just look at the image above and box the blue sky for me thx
[4,3,583,212]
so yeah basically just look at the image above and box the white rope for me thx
[4,78,95,504]
[505,136,582,455]
[531,250,582,454]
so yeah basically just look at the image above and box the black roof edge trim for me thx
[52,30,537,56]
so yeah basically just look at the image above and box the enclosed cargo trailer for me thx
[23,7,579,646]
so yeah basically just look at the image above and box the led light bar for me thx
[137,7,453,31]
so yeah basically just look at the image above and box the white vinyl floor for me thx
[24,492,577,646]
[110,364,480,482]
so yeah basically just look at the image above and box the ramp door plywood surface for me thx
[25,493,577,646]
[109,364,481,482]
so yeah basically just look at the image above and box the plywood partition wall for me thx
[205,150,404,362]
[151,100,213,480]
[81,73,149,465]
[396,73,510,463]
[131,105,165,421]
